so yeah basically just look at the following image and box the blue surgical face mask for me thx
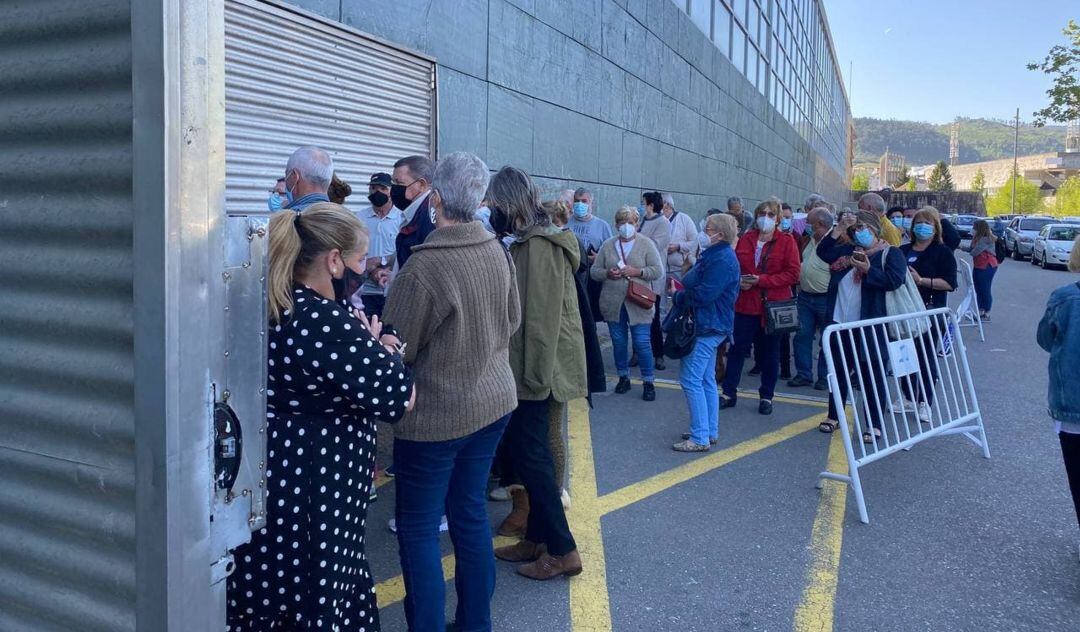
[891,217,904,229]
[854,229,875,248]
[572,201,589,219]
[757,216,776,233]
[902,217,913,230]
[268,192,285,212]
[618,223,636,240]
[638,203,646,215]
[780,218,793,232]
[913,223,935,241]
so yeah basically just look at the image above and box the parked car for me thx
[1031,223,1080,269]
[953,214,979,239]
[1003,215,1055,260]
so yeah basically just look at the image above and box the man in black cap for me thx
[354,171,403,317]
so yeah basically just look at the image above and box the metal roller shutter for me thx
[224,0,437,215]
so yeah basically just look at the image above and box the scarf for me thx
[830,240,889,283]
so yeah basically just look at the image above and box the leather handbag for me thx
[662,305,695,359]
[758,241,799,336]
[618,241,657,309]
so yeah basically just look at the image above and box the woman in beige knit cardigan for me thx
[590,205,664,401]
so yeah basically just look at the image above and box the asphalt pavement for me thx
[367,251,1080,632]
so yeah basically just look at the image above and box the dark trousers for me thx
[826,328,889,430]
[394,416,509,632]
[503,398,577,555]
[1061,431,1080,529]
[723,313,780,400]
[651,303,664,360]
[779,332,792,376]
[972,266,996,313]
[901,329,940,407]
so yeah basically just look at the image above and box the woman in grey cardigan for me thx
[590,205,663,401]
[382,152,520,631]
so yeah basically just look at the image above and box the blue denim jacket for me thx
[1037,282,1080,429]
[673,241,740,338]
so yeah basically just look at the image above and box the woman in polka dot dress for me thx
[228,203,415,631]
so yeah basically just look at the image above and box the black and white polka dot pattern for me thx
[227,286,412,631]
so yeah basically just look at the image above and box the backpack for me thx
[994,238,1007,264]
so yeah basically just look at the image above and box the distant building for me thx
[879,149,907,188]
[951,152,1080,197]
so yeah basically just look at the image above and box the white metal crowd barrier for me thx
[955,258,985,342]
[818,307,991,523]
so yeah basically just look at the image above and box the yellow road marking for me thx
[793,429,850,632]
[596,413,825,515]
[374,535,518,607]
[566,398,612,631]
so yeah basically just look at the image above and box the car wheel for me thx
[1014,246,1024,261]
[1040,253,1047,269]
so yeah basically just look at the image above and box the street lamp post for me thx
[1011,107,1019,214]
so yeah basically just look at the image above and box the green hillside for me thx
[854,117,1066,166]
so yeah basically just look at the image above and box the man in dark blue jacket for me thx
[392,155,436,268]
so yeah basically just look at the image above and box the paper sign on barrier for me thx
[888,338,919,377]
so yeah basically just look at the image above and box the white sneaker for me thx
[488,486,511,502]
[890,397,916,413]
[561,488,571,510]
[388,515,449,534]
[917,402,932,424]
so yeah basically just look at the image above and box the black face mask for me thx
[332,263,367,305]
[390,184,412,211]
[490,206,514,237]
[367,191,390,208]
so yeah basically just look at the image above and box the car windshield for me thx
[1020,218,1053,232]
[955,216,976,225]
[1047,227,1080,241]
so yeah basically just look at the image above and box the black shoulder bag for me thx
[758,240,799,336]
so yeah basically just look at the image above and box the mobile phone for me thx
[616,261,627,270]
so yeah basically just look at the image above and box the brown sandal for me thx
[819,419,839,433]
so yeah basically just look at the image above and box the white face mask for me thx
[618,223,636,240]
[757,216,776,233]
[698,232,713,251]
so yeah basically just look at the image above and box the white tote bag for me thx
[880,247,930,340]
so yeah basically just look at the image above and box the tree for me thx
[927,161,954,192]
[986,173,1045,215]
[851,171,870,190]
[1053,175,1080,216]
[894,166,911,188]
[1027,20,1080,126]
[905,177,917,191]
[971,168,986,196]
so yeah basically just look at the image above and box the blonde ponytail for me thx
[266,202,368,323]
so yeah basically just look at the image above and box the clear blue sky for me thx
[825,0,1075,124]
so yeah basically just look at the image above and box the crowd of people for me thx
[229,145,1011,631]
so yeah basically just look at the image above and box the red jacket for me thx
[733,230,802,316]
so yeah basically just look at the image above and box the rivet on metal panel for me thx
[224,305,230,312]
[224,350,230,357]
[242,261,251,268]
[259,387,265,394]
[222,271,231,281]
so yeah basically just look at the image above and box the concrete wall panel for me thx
[438,68,488,159]
[487,86,534,171]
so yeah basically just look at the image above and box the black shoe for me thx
[787,376,813,388]
[813,380,827,391]
[719,395,737,409]
[748,365,762,376]
[758,399,773,415]
[614,376,632,394]
[642,382,656,401]
[655,358,666,371]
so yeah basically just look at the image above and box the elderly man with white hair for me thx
[280,145,334,210]
[661,193,700,282]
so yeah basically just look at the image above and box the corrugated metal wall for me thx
[224,0,436,214]
[0,1,136,630]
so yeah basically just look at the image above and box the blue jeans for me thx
[722,313,780,400]
[972,266,996,313]
[680,334,723,446]
[608,305,655,382]
[794,292,829,382]
[394,415,509,632]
